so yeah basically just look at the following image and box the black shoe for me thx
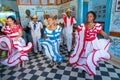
[68,51,71,56]
[39,51,43,54]
[82,70,86,73]
[49,64,53,67]
[34,52,38,54]
[55,63,59,68]
[68,51,71,53]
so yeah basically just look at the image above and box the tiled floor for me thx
[0,46,120,80]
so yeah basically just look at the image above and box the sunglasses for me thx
[32,18,37,19]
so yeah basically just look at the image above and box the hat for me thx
[66,9,72,13]
[53,14,57,17]
[32,14,38,18]
[62,12,66,16]
[45,13,49,16]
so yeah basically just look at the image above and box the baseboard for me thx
[107,57,120,68]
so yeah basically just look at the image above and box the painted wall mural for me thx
[110,0,120,32]
[109,37,120,60]
[18,6,58,27]
[110,12,120,32]
[94,5,106,22]
[58,0,77,19]
[89,0,106,22]
[110,18,120,32]
[109,0,120,60]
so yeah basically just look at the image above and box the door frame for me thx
[104,0,112,34]
[77,0,83,25]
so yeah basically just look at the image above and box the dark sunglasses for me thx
[32,18,38,19]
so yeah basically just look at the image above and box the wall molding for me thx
[110,31,120,37]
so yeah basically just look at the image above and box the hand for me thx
[109,38,113,42]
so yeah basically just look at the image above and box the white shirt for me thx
[64,17,77,34]
[28,21,43,38]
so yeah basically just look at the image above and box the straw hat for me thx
[32,14,38,18]
[62,12,66,16]
[45,13,49,16]
[53,14,57,17]
[66,9,72,13]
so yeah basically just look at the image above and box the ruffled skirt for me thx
[69,38,111,76]
[0,35,33,66]
[40,38,64,63]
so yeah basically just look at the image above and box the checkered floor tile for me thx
[0,45,120,80]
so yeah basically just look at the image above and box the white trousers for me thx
[32,36,41,53]
[65,33,72,52]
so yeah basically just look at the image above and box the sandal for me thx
[55,63,59,68]
[49,62,54,67]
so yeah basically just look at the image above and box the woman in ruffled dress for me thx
[69,11,112,76]
[40,17,64,67]
[0,16,33,67]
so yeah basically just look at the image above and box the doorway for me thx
[104,0,112,34]
[83,2,88,23]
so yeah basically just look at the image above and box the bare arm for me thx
[100,30,112,42]
[18,28,23,37]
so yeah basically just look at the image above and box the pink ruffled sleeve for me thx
[95,23,103,33]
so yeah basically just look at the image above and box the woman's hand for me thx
[109,38,113,42]
[100,30,113,42]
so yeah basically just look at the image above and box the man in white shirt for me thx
[62,9,77,55]
[28,14,43,54]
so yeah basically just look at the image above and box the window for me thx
[57,0,61,4]
[49,0,55,4]
[17,0,72,5]
[41,0,47,5]
[31,0,40,4]
[62,0,67,3]
[19,0,30,4]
